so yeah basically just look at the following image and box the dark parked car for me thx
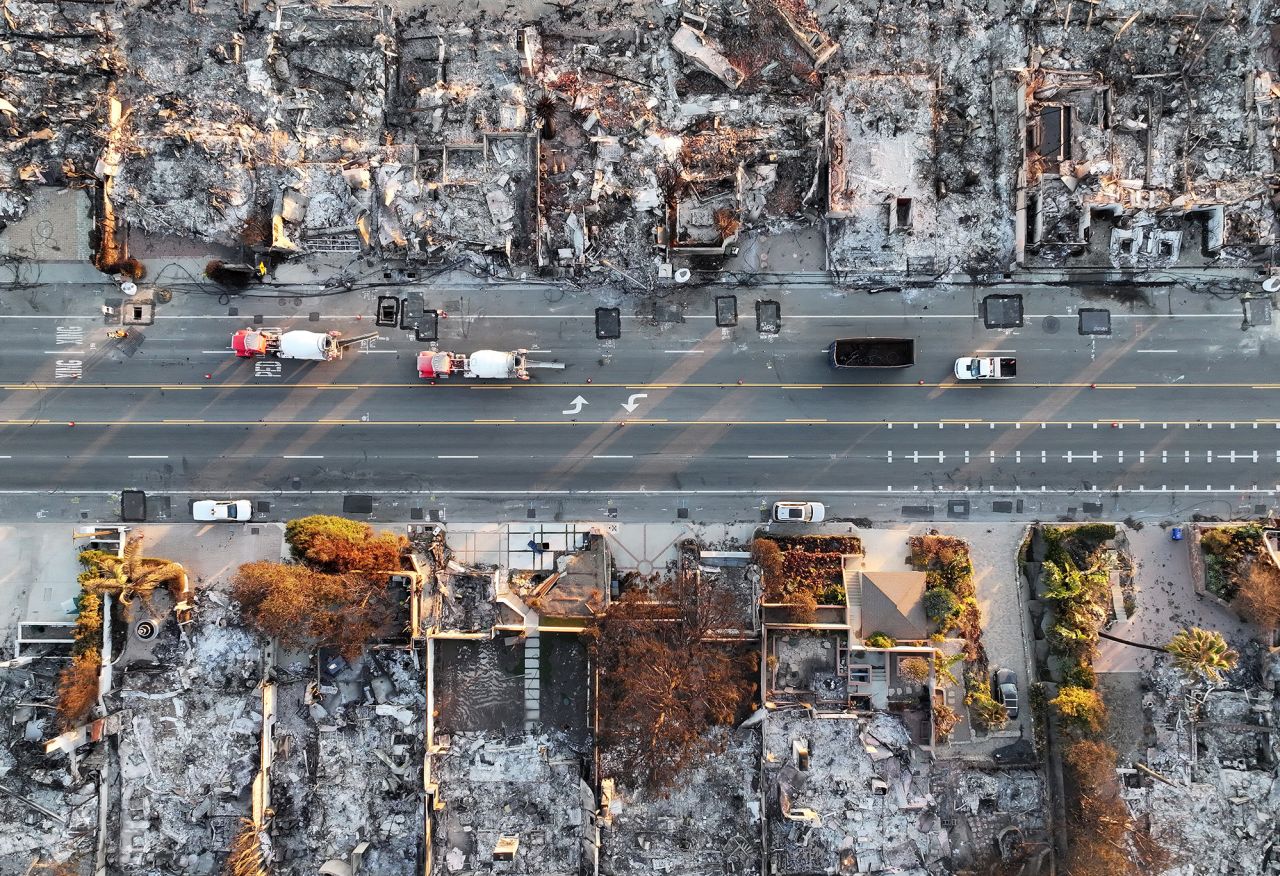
[993,668,1019,719]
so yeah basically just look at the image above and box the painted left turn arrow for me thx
[620,393,648,413]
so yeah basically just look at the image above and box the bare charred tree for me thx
[587,569,754,790]
[535,95,557,140]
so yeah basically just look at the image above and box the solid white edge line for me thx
[282,455,324,459]
[0,488,1274,496]
[127,455,168,459]
[437,455,479,459]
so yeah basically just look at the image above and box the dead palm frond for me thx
[82,535,183,607]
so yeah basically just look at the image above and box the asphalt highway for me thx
[0,280,1275,522]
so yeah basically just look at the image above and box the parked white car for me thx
[773,501,826,523]
[193,499,253,522]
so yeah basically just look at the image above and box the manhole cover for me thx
[1041,316,1060,334]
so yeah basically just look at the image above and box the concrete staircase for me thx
[523,622,541,731]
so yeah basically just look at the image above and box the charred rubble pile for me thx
[4,0,1274,282]
[1018,0,1279,271]
[0,663,99,873]
[268,648,426,876]
[1120,658,1280,875]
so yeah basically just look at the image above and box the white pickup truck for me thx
[954,356,1017,380]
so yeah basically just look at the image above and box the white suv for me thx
[772,501,826,523]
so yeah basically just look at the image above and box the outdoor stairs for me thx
[523,612,541,732]
[843,560,863,636]
[494,582,543,732]
[870,665,887,683]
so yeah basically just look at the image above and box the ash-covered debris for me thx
[763,710,945,875]
[600,726,762,876]
[1120,659,1280,875]
[761,707,1049,875]
[1018,0,1278,271]
[413,525,501,632]
[0,662,99,872]
[269,647,426,875]
[428,730,593,875]
[5,0,1273,280]
[105,594,264,874]
[0,0,123,221]
[931,762,1051,873]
